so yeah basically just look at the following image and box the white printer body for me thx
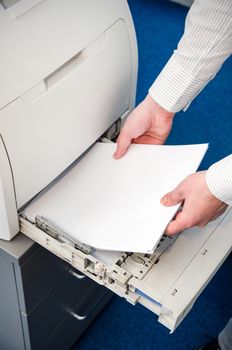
[0,0,231,333]
[0,0,137,239]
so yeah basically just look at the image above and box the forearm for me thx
[206,155,232,206]
[149,0,232,112]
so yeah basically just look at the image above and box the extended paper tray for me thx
[19,143,232,331]
[20,210,232,331]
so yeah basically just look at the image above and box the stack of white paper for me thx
[23,142,208,253]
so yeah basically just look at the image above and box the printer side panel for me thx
[0,136,19,240]
[123,1,138,117]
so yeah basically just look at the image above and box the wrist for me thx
[146,94,175,120]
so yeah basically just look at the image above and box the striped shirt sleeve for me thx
[206,155,232,206]
[148,0,232,205]
[149,0,232,113]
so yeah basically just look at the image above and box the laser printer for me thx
[0,0,231,334]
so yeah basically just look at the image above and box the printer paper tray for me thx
[19,140,232,332]
[19,207,232,331]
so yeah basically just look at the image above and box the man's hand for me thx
[161,171,228,235]
[113,95,174,159]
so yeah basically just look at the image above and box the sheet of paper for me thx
[22,142,208,253]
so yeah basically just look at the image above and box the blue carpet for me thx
[73,0,232,349]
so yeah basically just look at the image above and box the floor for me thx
[73,1,232,349]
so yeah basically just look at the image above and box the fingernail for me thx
[161,196,168,204]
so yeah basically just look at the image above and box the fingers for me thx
[165,203,197,235]
[113,95,175,159]
[160,187,186,235]
[160,187,184,206]
[113,132,132,159]
[133,135,164,145]
[165,212,190,235]
[162,171,228,236]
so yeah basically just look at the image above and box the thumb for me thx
[160,187,184,206]
[113,133,132,159]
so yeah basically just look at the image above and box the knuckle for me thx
[180,216,194,229]
[175,184,184,197]
[172,187,181,199]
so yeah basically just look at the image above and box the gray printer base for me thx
[0,233,112,350]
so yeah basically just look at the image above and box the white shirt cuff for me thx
[206,155,232,206]
[149,56,211,113]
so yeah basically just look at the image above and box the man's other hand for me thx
[161,171,228,235]
[113,95,174,159]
